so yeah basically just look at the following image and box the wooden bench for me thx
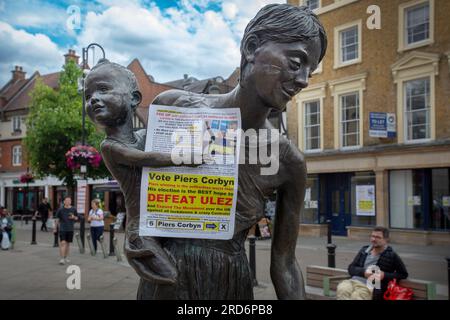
[306,265,437,300]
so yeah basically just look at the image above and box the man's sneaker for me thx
[59,258,65,265]
[65,257,70,263]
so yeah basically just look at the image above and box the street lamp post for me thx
[78,43,105,252]
[80,43,105,146]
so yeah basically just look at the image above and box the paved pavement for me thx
[0,222,448,300]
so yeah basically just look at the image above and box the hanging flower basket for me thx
[20,172,34,184]
[65,145,102,171]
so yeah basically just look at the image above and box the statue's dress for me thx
[137,137,293,299]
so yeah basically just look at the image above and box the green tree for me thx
[25,61,109,193]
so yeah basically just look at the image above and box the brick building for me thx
[286,0,450,244]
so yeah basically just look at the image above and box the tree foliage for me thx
[25,61,109,189]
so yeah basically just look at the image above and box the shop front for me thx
[300,143,450,245]
[302,171,376,236]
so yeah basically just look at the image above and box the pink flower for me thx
[65,145,102,171]
[20,173,34,183]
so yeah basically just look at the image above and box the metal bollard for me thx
[113,237,122,262]
[327,243,337,268]
[31,217,37,245]
[447,257,450,300]
[86,233,95,256]
[248,235,258,286]
[75,233,83,254]
[109,223,115,256]
[326,220,336,268]
[79,215,85,252]
[327,219,332,244]
[99,235,108,258]
[53,227,59,247]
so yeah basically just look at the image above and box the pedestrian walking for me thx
[54,197,78,265]
[87,199,104,254]
[0,207,14,250]
[37,197,52,232]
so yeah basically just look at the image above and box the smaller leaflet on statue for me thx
[139,105,241,240]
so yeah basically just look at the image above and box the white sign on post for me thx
[76,180,87,215]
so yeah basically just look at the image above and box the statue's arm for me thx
[102,142,174,167]
[270,146,306,300]
[152,89,189,106]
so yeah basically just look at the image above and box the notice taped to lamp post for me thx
[139,104,241,240]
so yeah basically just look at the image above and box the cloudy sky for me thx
[0,0,285,86]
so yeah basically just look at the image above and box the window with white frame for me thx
[304,100,321,151]
[305,0,320,10]
[405,2,430,45]
[399,0,434,51]
[12,145,22,166]
[12,116,21,131]
[340,92,360,148]
[392,51,437,143]
[404,77,430,141]
[341,26,359,63]
[132,113,144,129]
[334,20,362,69]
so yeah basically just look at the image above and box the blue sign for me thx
[369,112,396,138]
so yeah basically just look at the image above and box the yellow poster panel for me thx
[146,172,234,216]
[358,200,374,211]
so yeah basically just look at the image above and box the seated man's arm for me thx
[270,147,306,300]
[348,249,366,277]
[383,252,408,280]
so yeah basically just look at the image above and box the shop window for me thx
[431,168,450,231]
[389,169,425,229]
[351,172,376,226]
[301,174,319,224]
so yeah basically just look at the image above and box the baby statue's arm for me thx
[103,142,175,167]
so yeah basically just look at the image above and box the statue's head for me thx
[240,4,327,110]
[85,59,142,128]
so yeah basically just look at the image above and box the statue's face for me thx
[85,66,132,127]
[248,37,322,111]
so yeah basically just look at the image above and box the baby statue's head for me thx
[85,58,142,128]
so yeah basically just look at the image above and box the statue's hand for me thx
[125,232,177,285]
